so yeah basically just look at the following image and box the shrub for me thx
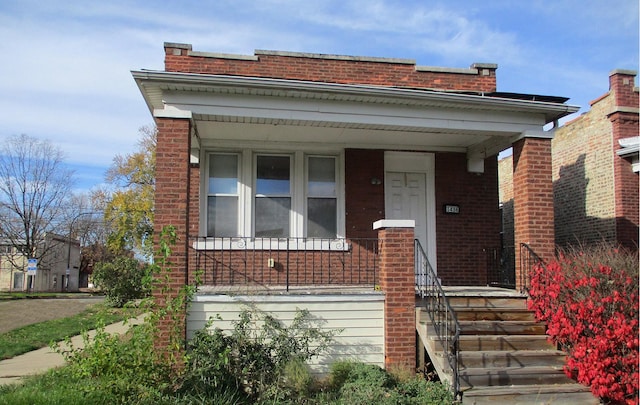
[330,362,454,405]
[182,307,337,403]
[92,256,151,307]
[528,244,639,404]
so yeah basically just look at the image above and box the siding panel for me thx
[187,293,385,373]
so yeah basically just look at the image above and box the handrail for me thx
[415,240,461,399]
[519,243,547,294]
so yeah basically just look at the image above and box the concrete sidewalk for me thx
[0,316,146,386]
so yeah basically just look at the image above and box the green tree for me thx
[100,125,155,259]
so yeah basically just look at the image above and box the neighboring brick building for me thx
[134,43,577,368]
[500,69,639,251]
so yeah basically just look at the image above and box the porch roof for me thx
[132,70,579,159]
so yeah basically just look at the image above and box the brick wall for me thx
[193,241,378,287]
[345,149,385,239]
[551,70,639,249]
[163,43,497,92]
[435,153,501,285]
[552,95,617,246]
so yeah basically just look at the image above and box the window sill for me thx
[192,238,350,251]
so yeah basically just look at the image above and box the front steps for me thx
[416,287,599,404]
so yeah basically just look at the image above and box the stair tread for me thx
[460,365,566,374]
[463,383,592,396]
[458,349,565,356]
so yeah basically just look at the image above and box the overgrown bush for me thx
[181,307,337,403]
[528,244,639,404]
[92,256,152,307]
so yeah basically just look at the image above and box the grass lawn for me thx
[0,305,135,360]
[0,292,99,300]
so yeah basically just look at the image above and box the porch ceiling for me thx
[133,70,579,157]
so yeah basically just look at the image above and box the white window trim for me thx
[199,148,346,250]
[193,238,349,251]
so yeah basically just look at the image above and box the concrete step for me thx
[458,349,566,368]
[459,320,546,335]
[458,335,555,351]
[455,307,536,321]
[461,383,599,405]
[460,365,574,388]
[448,296,528,309]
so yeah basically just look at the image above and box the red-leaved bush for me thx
[528,245,639,404]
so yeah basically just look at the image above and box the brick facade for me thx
[345,149,386,239]
[500,70,639,252]
[435,153,501,285]
[552,70,638,249]
[145,43,566,361]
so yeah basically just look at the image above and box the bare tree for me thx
[0,134,76,267]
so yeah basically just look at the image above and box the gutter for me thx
[132,70,580,123]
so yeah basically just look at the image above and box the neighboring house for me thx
[0,234,80,292]
[133,43,578,371]
[500,69,639,251]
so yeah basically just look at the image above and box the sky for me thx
[0,0,638,193]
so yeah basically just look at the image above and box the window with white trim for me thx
[255,155,291,237]
[206,151,341,240]
[306,156,337,238]
[207,153,239,237]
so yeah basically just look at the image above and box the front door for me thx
[385,172,427,249]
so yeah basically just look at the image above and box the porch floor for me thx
[196,284,380,295]
[440,286,523,297]
[197,285,521,298]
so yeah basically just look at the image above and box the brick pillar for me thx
[512,137,555,290]
[374,219,416,372]
[609,70,639,250]
[154,117,191,348]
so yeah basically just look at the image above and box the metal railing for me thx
[485,246,516,289]
[519,243,546,294]
[415,240,461,398]
[189,236,379,291]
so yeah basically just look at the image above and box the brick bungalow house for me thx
[500,69,639,252]
[132,43,579,374]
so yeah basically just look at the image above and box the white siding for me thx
[188,293,385,374]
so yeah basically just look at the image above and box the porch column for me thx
[154,116,192,348]
[512,137,555,290]
[374,219,416,372]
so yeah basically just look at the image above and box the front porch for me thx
[186,227,597,403]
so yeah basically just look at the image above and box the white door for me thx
[385,172,427,250]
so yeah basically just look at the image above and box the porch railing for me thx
[415,240,460,398]
[485,246,516,289]
[519,243,546,294]
[189,236,379,291]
